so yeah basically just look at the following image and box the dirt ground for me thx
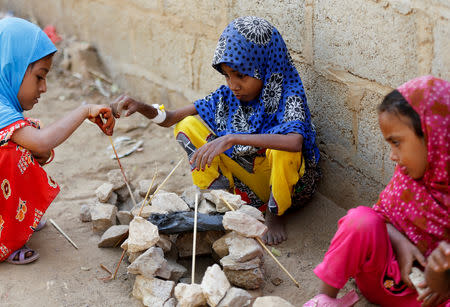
[0,69,376,306]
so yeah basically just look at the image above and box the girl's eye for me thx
[37,75,44,80]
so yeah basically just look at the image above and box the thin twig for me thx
[49,218,78,249]
[88,69,113,84]
[191,193,199,284]
[138,166,158,216]
[108,136,137,208]
[219,197,300,288]
[112,249,126,280]
[100,264,112,275]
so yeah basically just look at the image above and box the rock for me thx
[120,238,128,250]
[166,259,187,282]
[65,41,106,79]
[79,204,91,222]
[217,287,252,307]
[224,267,264,290]
[138,179,158,197]
[108,192,118,206]
[201,264,231,307]
[176,231,224,258]
[181,185,202,209]
[236,205,264,222]
[174,283,206,307]
[127,250,143,263]
[150,191,190,214]
[198,198,217,214]
[98,225,129,248]
[117,210,133,225]
[212,232,238,259]
[127,247,167,278]
[271,277,283,286]
[252,296,295,307]
[95,182,114,203]
[131,201,152,218]
[116,185,131,202]
[156,234,172,252]
[91,204,117,234]
[222,211,268,238]
[128,216,160,252]
[132,275,175,307]
[204,190,245,213]
[220,255,261,270]
[132,189,144,205]
[107,169,126,190]
[226,235,263,262]
[163,298,176,307]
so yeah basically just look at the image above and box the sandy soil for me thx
[0,70,375,306]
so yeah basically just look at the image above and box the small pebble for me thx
[80,266,91,271]
[271,277,283,286]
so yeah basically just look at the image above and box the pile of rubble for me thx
[80,170,296,306]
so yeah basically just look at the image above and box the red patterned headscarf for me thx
[373,76,449,256]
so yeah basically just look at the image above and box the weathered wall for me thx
[1,0,448,209]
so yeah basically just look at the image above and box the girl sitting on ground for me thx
[0,17,115,264]
[111,16,321,245]
[304,76,449,307]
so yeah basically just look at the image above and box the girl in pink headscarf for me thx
[303,76,449,307]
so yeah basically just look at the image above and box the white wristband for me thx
[151,104,166,124]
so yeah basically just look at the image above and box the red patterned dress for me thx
[0,118,60,261]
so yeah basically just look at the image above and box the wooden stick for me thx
[143,158,184,207]
[219,197,300,288]
[49,218,78,249]
[112,249,126,280]
[191,193,199,284]
[138,167,158,216]
[108,136,137,208]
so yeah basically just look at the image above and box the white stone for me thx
[132,275,175,307]
[181,185,202,209]
[217,287,252,307]
[201,264,231,307]
[91,204,117,234]
[156,234,172,252]
[220,255,261,270]
[107,169,126,190]
[98,225,129,248]
[253,296,295,307]
[128,216,160,252]
[79,204,91,222]
[224,267,264,290]
[166,259,187,282]
[107,192,118,206]
[95,182,114,203]
[116,185,131,202]
[236,205,264,222]
[131,201,153,218]
[204,190,245,213]
[127,247,167,278]
[127,250,143,263]
[409,267,427,296]
[150,191,190,214]
[163,298,176,307]
[174,283,206,307]
[198,198,217,214]
[226,235,263,262]
[222,211,268,238]
[117,210,133,225]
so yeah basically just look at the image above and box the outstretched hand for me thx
[110,94,141,118]
[87,105,115,136]
[191,135,233,171]
[396,238,427,289]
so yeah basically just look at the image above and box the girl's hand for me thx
[32,150,52,165]
[387,224,427,288]
[191,135,234,171]
[87,105,115,136]
[110,94,141,118]
[420,242,450,297]
[416,285,448,307]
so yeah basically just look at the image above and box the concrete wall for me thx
[2,0,448,209]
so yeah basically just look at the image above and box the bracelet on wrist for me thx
[151,104,166,124]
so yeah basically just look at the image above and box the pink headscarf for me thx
[373,75,449,257]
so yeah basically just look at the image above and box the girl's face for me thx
[220,63,263,102]
[378,111,428,179]
[17,55,53,111]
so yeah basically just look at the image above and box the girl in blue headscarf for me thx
[0,17,115,264]
[111,16,321,245]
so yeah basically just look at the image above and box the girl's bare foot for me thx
[262,210,287,245]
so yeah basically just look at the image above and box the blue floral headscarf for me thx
[194,16,320,164]
[0,17,57,130]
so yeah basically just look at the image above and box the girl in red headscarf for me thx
[304,76,449,307]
